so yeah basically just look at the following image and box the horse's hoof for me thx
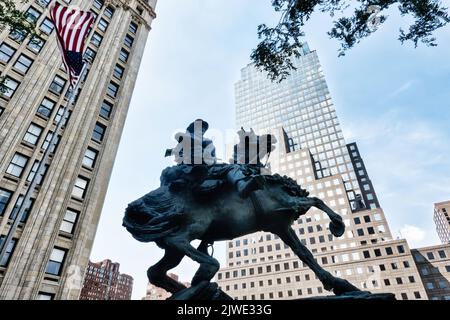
[332,278,361,296]
[329,220,345,237]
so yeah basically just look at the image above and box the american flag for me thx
[49,3,94,88]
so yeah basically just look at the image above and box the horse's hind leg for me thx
[167,238,219,286]
[276,227,359,295]
[147,249,187,294]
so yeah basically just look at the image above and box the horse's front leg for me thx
[275,227,360,295]
[307,197,345,237]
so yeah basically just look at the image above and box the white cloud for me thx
[388,79,415,98]
[398,225,426,247]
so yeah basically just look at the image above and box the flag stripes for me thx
[49,3,94,88]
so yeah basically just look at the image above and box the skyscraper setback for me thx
[0,0,157,299]
[217,44,428,300]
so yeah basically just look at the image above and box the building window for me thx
[27,161,49,185]
[91,32,103,47]
[72,176,89,199]
[414,292,421,299]
[0,43,16,63]
[401,293,408,300]
[25,7,41,23]
[396,277,403,285]
[41,131,60,153]
[9,29,27,43]
[27,36,45,53]
[363,250,370,259]
[92,122,106,142]
[1,77,20,98]
[40,18,55,34]
[397,245,405,254]
[107,82,119,98]
[124,35,134,48]
[93,0,104,10]
[98,18,109,32]
[13,54,33,73]
[0,107,4,118]
[6,153,29,177]
[84,47,96,61]
[49,75,66,95]
[129,21,138,34]
[113,64,124,79]
[438,250,446,259]
[10,196,34,223]
[385,247,393,255]
[60,209,78,234]
[426,252,435,260]
[23,123,43,145]
[104,6,114,19]
[82,148,98,169]
[0,237,17,267]
[54,106,71,126]
[357,229,364,236]
[119,48,129,63]
[38,0,52,7]
[100,100,113,119]
[45,247,67,276]
[0,189,13,216]
[37,292,54,300]
[37,97,55,118]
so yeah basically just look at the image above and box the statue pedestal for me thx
[168,282,233,300]
[299,291,396,300]
[168,282,395,300]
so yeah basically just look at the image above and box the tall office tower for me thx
[217,44,428,300]
[0,0,157,299]
[79,259,133,300]
[433,201,450,244]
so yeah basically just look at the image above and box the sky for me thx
[90,0,450,299]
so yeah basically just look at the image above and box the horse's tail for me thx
[122,187,185,242]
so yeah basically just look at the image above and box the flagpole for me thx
[0,60,90,265]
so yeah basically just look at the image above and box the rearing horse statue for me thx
[123,165,360,297]
[123,120,360,299]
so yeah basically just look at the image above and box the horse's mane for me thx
[264,173,310,198]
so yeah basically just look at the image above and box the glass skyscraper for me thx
[217,44,428,300]
[235,43,373,211]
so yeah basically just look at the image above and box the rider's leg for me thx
[227,166,263,198]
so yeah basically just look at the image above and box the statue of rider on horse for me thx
[123,119,365,300]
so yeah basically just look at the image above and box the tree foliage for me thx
[251,0,450,81]
[0,0,35,93]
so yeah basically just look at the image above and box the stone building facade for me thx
[0,0,157,299]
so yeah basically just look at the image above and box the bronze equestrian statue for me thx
[123,119,361,299]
